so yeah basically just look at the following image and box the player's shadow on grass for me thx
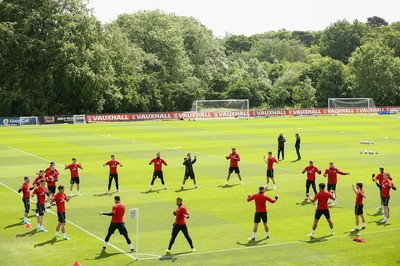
[92,249,122,260]
[296,200,313,206]
[302,235,330,244]
[174,188,197,193]
[367,211,383,217]
[4,221,24,229]
[16,229,38,238]
[218,184,240,189]
[159,251,191,262]
[236,240,267,247]
[34,237,57,248]
[374,221,391,227]
[142,189,164,194]
[93,192,117,197]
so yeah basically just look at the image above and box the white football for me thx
[364,150,368,154]
[375,150,379,154]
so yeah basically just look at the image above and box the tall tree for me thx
[367,16,389,27]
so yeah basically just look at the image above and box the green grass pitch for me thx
[0,115,399,265]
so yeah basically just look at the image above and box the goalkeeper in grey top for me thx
[277,133,286,160]
[181,153,197,190]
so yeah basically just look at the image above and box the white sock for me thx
[252,232,256,238]
[77,190,80,194]
[310,230,315,234]
[331,228,334,233]
[362,223,365,227]
[129,243,134,249]
[62,233,66,237]
[149,185,153,189]
[23,217,27,222]
[266,232,270,237]
[104,241,108,247]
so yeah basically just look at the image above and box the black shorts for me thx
[267,169,274,178]
[229,167,240,174]
[22,198,30,213]
[36,203,45,216]
[306,180,316,187]
[382,196,390,206]
[70,177,80,184]
[48,186,56,194]
[354,204,364,215]
[315,209,330,220]
[57,212,66,223]
[184,172,195,180]
[327,183,336,191]
[109,173,118,179]
[108,222,128,236]
[254,212,267,223]
[153,171,163,179]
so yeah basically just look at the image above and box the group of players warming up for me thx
[17,133,397,255]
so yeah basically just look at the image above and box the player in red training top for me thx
[45,165,58,208]
[44,162,59,175]
[166,197,196,254]
[371,166,392,210]
[351,182,366,231]
[247,186,279,240]
[264,151,278,189]
[64,157,83,197]
[224,148,243,186]
[32,179,49,232]
[323,162,349,206]
[32,170,45,187]
[18,176,34,225]
[100,196,135,252]
[306,183,335,237]
[302,160,322,199]
[148,152,168,191]
[374,172,396,223]
[103,155,122,193]
[51,185,70,240]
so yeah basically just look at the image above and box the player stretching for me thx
[225,148,243,185]
[371,166,392,210]
[51,185,70,240]
[181,153,197,190]
[104,155,122,192]
[166,197,196,254]
[264,152,278,189]
[374,173,396,223]
[148,152,168,191]
[18,176,34,225]
[100,196,135,252]
[323,162,349,206]
[32,179,49,232]
[247,186,278,240]
[351,183,366,231]
[45,165,58,208]
[44,162,59,175]
[307,183,335,237]
[64,158,83,197]
[302,160,321,199]
[32,170,45,187]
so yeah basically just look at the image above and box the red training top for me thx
[226,152,240,167]
[33,186,48,204]
[66,163,82,178]
[314,191,334,210]
[111,202,125,223]
[247,193,276,212]
[375,173,392,184]
[324,167,346,184]
[105,160,121,174]
[174,204,189,225]
[45,167,59,175]
[149,158,167,171]
[20,183,31,199]
[355,189,364,205]
[303,166,320,181]
[45,171,58,187]
[266,156,277,170]
[33,176,45,187]
[53,192,68,213]
[381,180,395,197]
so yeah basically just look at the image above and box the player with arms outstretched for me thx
[302,160,321,199]
[148,152,168,191]
[18,176,34,225]
[225,148,243,185]
[103,155,122,192]
[374,173,396,223]
[351,182,366,231]
[371,166,392,210]
[181,153,197,190]
[264,151,278,189]
[64,158,83,197]
[306,183,335,237]
[51,185,70,240]
[32,170,45,187]
[323,162,349,206]
[247,186,278,240]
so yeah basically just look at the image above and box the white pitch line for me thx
[140,227,400,261]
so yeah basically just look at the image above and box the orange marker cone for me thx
[25,223,32,228]
[73,261,81,266]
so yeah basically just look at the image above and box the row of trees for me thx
[1,0,399,116]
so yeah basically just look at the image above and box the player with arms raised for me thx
[323,162,349,206]
[103,155,122,193]
[351,182,366,231]
[64,158,83,197]
[32,179,49,232]
[32,170,45,187]
[181,153,197,190]
[45,165,58,208]
[264,151,278,189]
[374,172,396,223]
[51,185,70,240]
[247,186,278,240]
[148,152,168,191]
[302,160,321,200]
[18,176,34,225]
[224,148,243,185]
[371,166,392,210]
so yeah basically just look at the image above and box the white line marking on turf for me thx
[139,227,400,261]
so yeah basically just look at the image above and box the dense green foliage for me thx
[1,0,400,115]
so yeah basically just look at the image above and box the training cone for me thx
[73,261,81,266]
[25,223,32,228]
